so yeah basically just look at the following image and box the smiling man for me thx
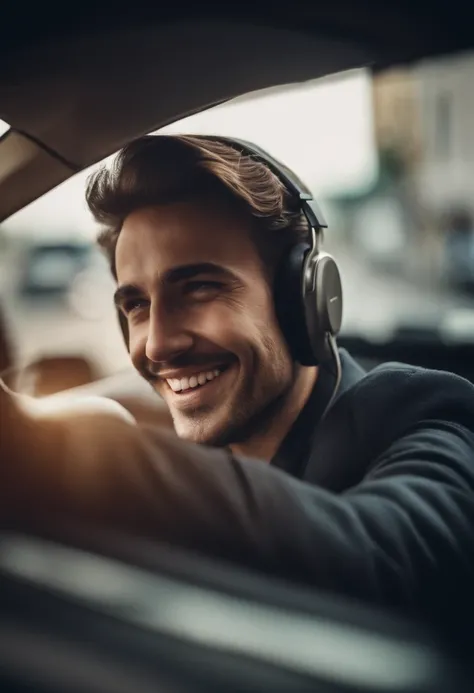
[3,134,474,636]
[111,195,315,461]
[93,134,328,464]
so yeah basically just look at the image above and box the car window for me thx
[1,51,474,393]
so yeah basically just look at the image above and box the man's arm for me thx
[3,371,474,615]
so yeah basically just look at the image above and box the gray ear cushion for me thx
[315,255,343,336]
[274,244,343,366]
[303,253,343,364]
[273,243,317,365]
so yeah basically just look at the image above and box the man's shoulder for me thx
[339,351,474,439]
[304,351,474,487]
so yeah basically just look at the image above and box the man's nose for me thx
[145,306,193,364]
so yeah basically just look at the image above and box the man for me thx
[2,134,474,631]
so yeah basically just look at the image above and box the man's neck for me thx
[230,366,318,462]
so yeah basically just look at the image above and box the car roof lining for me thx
[0,20,375,223]
[1,8,473,224]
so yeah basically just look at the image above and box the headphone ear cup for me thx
[303,252,343,364]
[274,243,317,366]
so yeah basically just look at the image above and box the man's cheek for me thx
[199,303,245,339]
[129,337,148,375]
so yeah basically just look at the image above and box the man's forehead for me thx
[115,202,258,282]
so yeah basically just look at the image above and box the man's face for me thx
[114,196,296,446]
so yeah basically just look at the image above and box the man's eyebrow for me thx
[113,284,142,307]
[164,262,237,283]
[113,264,236,306]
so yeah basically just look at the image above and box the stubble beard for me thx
[169,360,296,449]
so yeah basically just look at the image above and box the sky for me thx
[2,69,377,241]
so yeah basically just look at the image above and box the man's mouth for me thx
[165,365,229,394]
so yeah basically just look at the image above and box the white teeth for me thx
[167,367,224,393]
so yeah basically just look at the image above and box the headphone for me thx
[117,136,343,369]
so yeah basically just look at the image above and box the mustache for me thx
[142,353,233,379]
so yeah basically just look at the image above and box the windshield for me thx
[2,50,474,390]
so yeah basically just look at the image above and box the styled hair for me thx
[85,134,310,277]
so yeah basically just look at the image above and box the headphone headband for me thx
[201,135,342,367]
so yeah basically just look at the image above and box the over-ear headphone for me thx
[206,136,343,367]
[117,135,343,368]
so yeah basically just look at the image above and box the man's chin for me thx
[171,409,239,448]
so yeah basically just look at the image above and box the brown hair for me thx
[86,134,310,278]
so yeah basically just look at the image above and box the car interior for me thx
[1,3,474,691]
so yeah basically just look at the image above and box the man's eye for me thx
[185,281,222,297]
[123,299,148,316]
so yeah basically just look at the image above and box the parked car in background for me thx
[18,239,93,298]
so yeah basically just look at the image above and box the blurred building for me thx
[369,53,474,287]
[414,50,474,220]
[342,69,423,279]
[372,51,474,220]
[372,67,422,173]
